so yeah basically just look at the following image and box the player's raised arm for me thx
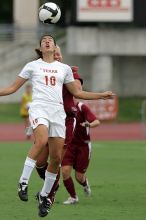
[0,76,27,96]
[65,81,114,100]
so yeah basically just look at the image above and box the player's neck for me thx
[42,54,55,63]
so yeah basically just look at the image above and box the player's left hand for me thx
[102,91,116,99]
[80,122,90,127]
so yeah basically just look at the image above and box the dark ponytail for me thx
[35,48,42,58]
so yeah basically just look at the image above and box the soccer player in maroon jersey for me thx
[61,100,100,204]
[35,45,83,202]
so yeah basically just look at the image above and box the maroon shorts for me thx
[64,117,75,149]
[62,142,91,173]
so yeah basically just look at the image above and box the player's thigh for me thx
[36,144,49,167]
[33,124,49,146]
[48,137,64,160]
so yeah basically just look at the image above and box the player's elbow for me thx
[10,87,16,94]
[96,120,100,126]
[73,93,79,99]
[92,120,100,127]
[8,85,18,95]
[73,91,83,99]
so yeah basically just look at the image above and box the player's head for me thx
[54,45,63,62]
[39,34,56,46]
[25,84,32,94]
[35,34,56,58]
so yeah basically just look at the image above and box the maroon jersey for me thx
[62,102,97,172]
[64,116,75,148]
[63,66,83,115]
[72,102,97,144]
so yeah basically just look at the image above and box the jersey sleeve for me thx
[19,62,33,79]
[64,65,75,84]
[81,103,97,123]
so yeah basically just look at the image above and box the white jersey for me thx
[19,58,74,106]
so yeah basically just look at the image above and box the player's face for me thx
[54,47,63,62]
[26,85,32,94]
[40,36,56,54]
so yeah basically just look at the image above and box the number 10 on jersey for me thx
[45,76,56,86]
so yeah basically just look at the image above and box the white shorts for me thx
[29,102,66,138]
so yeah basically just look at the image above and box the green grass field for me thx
[0,141,146,220]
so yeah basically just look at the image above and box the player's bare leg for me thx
[36,144,49,180]
[18,125,48,201]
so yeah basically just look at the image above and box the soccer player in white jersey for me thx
[0,34,114,217]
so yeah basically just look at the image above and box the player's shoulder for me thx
[78,102,90,111]
[22,93,26,98]
[56,62,73,76]
[77,102,84,110]
[61,63,71,70]
[22,93,28,101]
[56,61,71,70]
[25,59,40,67]
[71,66,83,83]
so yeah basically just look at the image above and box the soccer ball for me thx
[39,2,61,24]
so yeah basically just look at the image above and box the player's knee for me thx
[62,166,71,179]
[75,172,84,183]
[35,138,48,149]
[50,156,61,169]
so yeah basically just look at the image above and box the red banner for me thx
[77,0,133,22]
[82,96,118,121]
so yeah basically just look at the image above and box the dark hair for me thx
[39,34,56,46]
[35,34,56,58]
[35,48,42,58]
